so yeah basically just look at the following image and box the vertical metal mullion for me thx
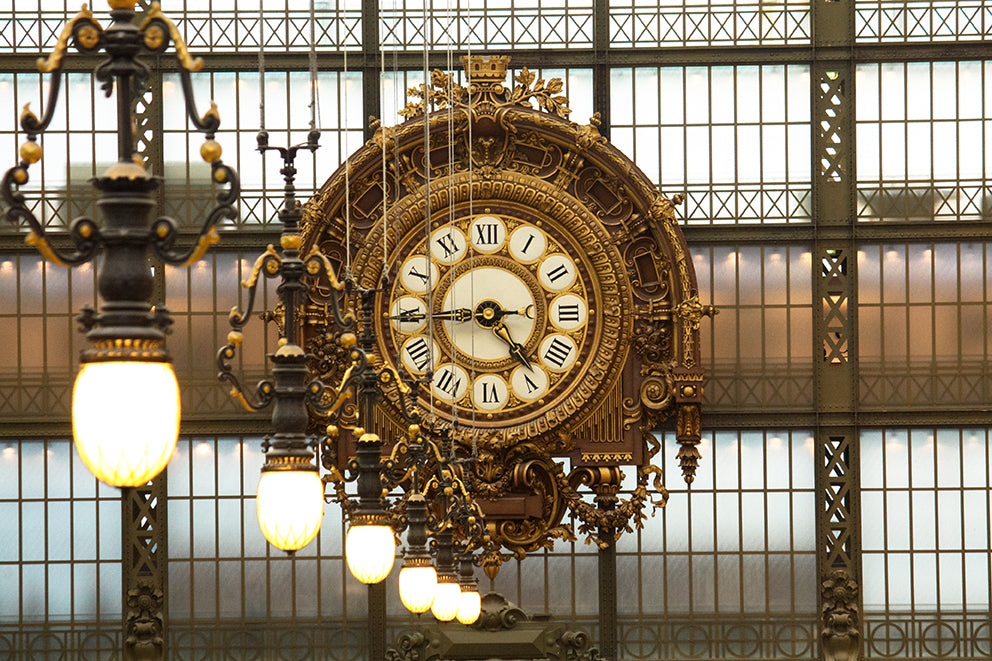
[592,0,610,139]
[906,430,916,613]
[812,0,862,659]
[363,0,381,144]
[214,438,221,627]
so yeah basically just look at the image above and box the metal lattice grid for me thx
[857,242,992,408]
[855,0,992,43]
[162,70,365,230]
[861,427,992,661]
[0,1,363,54]
[0,439,123,656]
[0,252,97,420]
[608,0,811,47]
[692,244,814,411]
[379,0,594,50]
[611,66,812,225]
[856,61,992,223]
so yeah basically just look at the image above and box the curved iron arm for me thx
[306,345,367,420]
[3,3,239,271]
[150,160,240,266]
[1,166,101,267]
[215,248,290,412]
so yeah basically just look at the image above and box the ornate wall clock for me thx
[301,56,711,574]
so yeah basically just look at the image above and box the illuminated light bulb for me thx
[256,469,325,552]
[72,361,179,487]
[431,579,461,622]
[456,588,481,625]
[345,523,395,583]
[399,563,437,613]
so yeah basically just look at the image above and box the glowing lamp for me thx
[256,468,324,551]
[399,561,438,613]
[456,588,481,625]
[345,522,396,583]
[72,360,180,487]
[430,577,461,621]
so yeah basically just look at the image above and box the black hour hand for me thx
[491,320,532,370]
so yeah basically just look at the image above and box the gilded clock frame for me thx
[300,56,710,569]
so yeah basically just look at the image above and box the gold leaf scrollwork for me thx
[397,58,572,121]
[640,373,674,412]
[242,245,280,289]
[36,5,101,74]
[675,294,706,332]
[508,68,571,119]
[140,2,204,72]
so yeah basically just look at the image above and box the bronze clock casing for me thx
[301,56,707,569]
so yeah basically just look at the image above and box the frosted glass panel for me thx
[863,428,992,611]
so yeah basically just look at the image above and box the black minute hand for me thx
[389,308,473,323]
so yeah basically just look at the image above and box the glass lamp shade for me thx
[345,524,396,583]
[430,580,462,621]
[399,564,437,613]
[456,589,481,625]
[256,469,325,552]
[72,361,180,487]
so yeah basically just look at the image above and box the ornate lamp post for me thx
[217,128,354,553]
[1,1,239,487]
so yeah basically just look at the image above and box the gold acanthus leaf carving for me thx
[508,68,571,119]
[397,58,571,121]
[576,112,607,149]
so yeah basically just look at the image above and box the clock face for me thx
[380,212,594,427]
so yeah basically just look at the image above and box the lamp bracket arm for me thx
[1,169,101,267]
[139,8,204,76]
[302,247,354,331]
[215,342,275,413]
[19,71,64,137]
[26,6,102,131]
[37,5,103,74]
[382,363,426,426]
[174,68,220,135]
[304,377,354,417]
[225,248,280,330]
[149,162,240,266]
[321,471,355,511]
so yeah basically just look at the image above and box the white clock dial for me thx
[441,267,536,361]
[401,335,439,374]
[539,334,577,371]
[401,255,439,293]
[510,365,549,401]
[431,363,470,402]
[549,293,588,331]
[538,254,577,291]
[508,225,547,263]
[470,215,507,253]
[472,374,509,411]
[430,227,468,264]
